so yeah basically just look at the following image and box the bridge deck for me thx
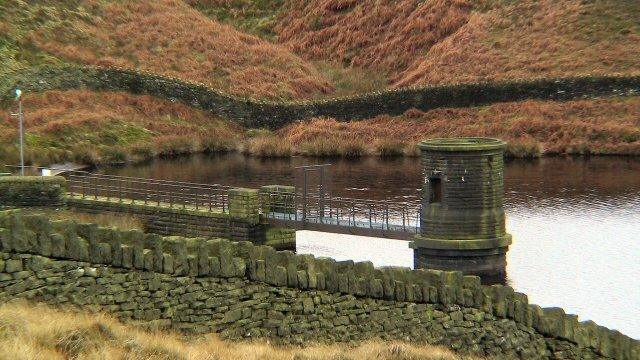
[266,212,418,240]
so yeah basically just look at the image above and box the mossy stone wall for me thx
[0,176,66,207]
[0,210,637,360]
[3,66,640,129]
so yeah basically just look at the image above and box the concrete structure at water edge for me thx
[411,138,512,280]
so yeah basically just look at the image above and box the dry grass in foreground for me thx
[35,209,144,232]
[0,302,478,360]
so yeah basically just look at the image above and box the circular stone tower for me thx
[410,138,512,281]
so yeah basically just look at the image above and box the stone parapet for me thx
[229,188,260,225]
[0,176,66,208]
[0,209,636,360]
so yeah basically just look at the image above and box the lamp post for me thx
[10,89,25,176]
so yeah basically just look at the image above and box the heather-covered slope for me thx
[0,0,638,165]
[273,0,640,87]
[0,0,332,100]
[264,97,640,158]
[0,90,241,166]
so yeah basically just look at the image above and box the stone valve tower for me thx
[410,138,512,281]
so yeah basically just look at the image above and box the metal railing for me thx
[262,190,421,233]
[66,171,232,212]
[59,171,421,233]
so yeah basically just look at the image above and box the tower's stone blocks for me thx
[411,138,511,281]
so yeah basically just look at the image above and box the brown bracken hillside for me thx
[1,0,332,100]
[275,0,640,87]
[271,97,640,158]
[1,0,639,163]
[0,90,241,165]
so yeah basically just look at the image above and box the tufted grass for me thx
[34,209,145,231]
[1,91,638,166]
[0,90,242,166]
[0,301,480,360]
[275,0,640,88]
[276,96,640,158]
[0,0,332,100]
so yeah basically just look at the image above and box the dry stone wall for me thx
[0,176,66,208]
[3,66,640,129]
[0,209,637,360]
[68,197,250,241]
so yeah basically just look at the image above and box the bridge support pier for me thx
[410,138,511,282]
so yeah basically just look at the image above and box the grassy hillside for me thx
[0,0,332,100]
[0,0,638,164]
[233,0,640,87]
[0,90,242,166]
[1,91,638,168]
[250,97,640,158]
[0,302,477,360]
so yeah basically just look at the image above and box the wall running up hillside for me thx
[3,66,639,129]
[0,210,637,360]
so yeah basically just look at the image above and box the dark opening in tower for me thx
[429,177,442,204]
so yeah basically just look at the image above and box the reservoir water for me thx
[99,154,640,339]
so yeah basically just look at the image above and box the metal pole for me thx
[18,97,24,176]
[302,170,307,223]
[385,201,389,230]
[319,167,325,219]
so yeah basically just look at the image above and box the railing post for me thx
[130,179,134,204]
[351,200,355,226]
[222,190,226,213]
[302,171,307,223]
[402,205,406,231]
[82,174,86,199]
[209,188,213,212]
[385,200,389,230]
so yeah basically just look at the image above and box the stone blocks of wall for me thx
[68,197,270,244]
[0,176,66,207]
[68,198,230,238]
[0,251,599,358]
[0,209,637,360]
[264,227,296,251]
[229,188,260,225]
[259,185,296,216]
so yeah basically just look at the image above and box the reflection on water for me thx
[101,154,640,339]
